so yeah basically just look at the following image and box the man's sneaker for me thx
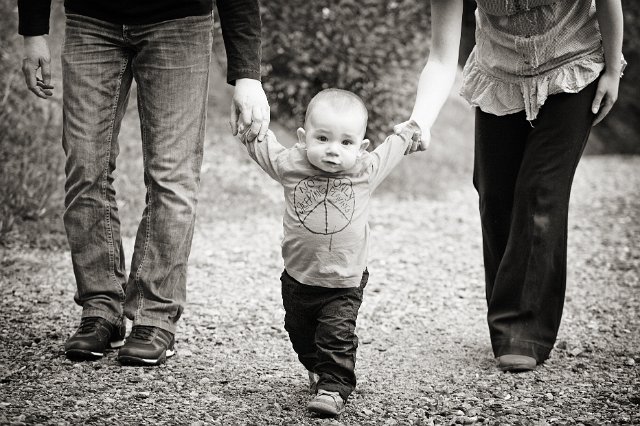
[64,317,125,361]
[117,325,175,366]
[307,389,345,417]
[308,371,320,395]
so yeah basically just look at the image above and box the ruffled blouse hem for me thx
[460,52,605,121]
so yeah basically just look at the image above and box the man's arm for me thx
[18,0,55,99]
[217,0,262,84]
[217,0,270,142]
[18,0,51,36]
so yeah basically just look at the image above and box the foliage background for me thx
[1,0,639,245]
[256,0,640,153]
[0,1,65,245]
[258,0,431,145]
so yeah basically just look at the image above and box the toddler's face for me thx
[298,105,369,173]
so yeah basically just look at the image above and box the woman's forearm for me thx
[409,58,459,132]
[409,0,463,132]
[595,0,624,75]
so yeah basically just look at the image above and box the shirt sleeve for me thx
[367,129,414,192]
[216,0,262,85]
[245,130,286,183]
[18,0,52,36]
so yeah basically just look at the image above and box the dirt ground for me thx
[1,151,639,425]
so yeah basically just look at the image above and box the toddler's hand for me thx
[393,120,430,154]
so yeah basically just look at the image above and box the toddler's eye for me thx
[342,140,353,145]
[318,136,328,142]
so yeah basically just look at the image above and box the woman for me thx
[398,0,624,371]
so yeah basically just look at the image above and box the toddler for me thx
[241,88,419,416]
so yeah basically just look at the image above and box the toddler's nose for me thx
[325,143,339,155]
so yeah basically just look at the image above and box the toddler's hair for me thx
[304,88,368,128]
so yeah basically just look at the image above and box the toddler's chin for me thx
[311,160,341,173]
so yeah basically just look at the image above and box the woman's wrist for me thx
[409,116,428,134]
[604,56,626,78]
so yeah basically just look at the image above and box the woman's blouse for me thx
[460,0,605,120]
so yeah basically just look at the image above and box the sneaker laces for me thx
[129,325,156,341]
[78,317,101,333]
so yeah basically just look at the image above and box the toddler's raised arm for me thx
[368,121,423,191]
[241,129,286,183]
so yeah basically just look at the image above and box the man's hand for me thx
[22,36,54,99]
[393,119,431,154]
[230,78,270,142]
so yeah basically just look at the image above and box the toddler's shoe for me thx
[308,371,319,395]
[308,389,345,417]
[496,354,536,372]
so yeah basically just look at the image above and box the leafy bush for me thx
[0,3,64,244]
[256,0,639,153]
[259,0,431,144]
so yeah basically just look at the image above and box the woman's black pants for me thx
[473,79,598,362]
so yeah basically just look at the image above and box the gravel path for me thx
[1,154,639,425]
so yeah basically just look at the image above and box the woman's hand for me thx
[591,70,620,126]
[593,0,623,126]
[393,119,431,154]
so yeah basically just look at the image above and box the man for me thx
[18,0,270,366]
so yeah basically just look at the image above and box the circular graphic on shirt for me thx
[293,176,355,235]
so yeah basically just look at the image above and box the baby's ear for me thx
[359,139,370,155]
[296,128,307,147]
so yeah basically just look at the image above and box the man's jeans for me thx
[281,270,368,402]
[473,78,598,362]
[61,13,213,333]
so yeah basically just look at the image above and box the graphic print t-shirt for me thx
[246,131,411,288]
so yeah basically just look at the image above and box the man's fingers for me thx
[229,103,239,135]
[22,59,48,99]
[36,79,54,90]
[41,58,52,86]
[245,105,263,140]
[239,102,252,133]
[36,78,54,96]
[256,106,270,142]
[22,59,38,91]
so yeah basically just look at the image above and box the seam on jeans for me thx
[103,54,130,304]
[133,89,152,322]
